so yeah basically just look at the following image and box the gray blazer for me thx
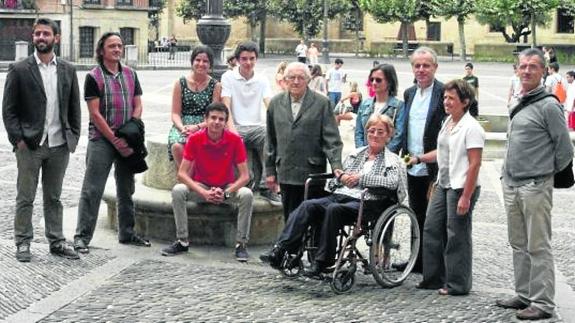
[266,88,343,185]
[2,55,81,152]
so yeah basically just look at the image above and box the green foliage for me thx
[176,0,267,25]
[428,0,475,19]
[268,0,353,39]
[359,0,422,24]
[475,0,560,43]
[176,0,206,23]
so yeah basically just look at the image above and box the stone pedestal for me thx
[15,41,28,61]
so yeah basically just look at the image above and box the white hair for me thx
[284,62,311,81]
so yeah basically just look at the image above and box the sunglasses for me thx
[369,77,384,84]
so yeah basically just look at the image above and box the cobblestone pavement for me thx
[1,60,574,322]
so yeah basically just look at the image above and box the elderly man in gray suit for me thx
[265,62,343,222]
[2,18,81,262]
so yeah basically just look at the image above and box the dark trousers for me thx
[407,174,432,272]
[279,183,327,223]
[14,143,70,248]
[422,186,480,295]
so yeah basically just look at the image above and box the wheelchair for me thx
[278,173,420,294]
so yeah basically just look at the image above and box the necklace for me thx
[188,74,210,92]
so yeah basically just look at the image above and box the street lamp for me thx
[321,0,329,64]
[196,0,231,80]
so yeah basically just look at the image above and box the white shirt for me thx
[221,68,272,126]
[326,68,346,93]
[295,44,307,58]
[34,51,64,147]
[436,112,485,189]
[544,73,563,93]
[407,83,433,176]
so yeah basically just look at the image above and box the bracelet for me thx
[337,172,345,181]
[415,156,421,164]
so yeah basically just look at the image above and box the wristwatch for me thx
[224,192,231,200]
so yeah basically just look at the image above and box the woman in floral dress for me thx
[168,45,221,167]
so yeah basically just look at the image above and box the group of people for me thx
[3,17,573,322]
[294,40,320,65]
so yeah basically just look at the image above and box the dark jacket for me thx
[2,55,81,152]
[115,117,148,174]
[401,80,446,179]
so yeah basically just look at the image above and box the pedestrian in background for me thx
[74,32,150,254]
[308,42,319,65]
[167,46,221,168]
[265,62,343,221]
[365,60,379,98]
[2,18,81,262]
[168,34,177,60]
[295,40,307,64]
[496,48,573,321]
[462,62,479,117]
[507,64,521,107]
[409,79,484,296]
[308,64,327,96]
[326,58,347,107]
[275,61,288,92]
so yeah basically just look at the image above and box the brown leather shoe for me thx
[495,296,529,310]
[516,305,552,320]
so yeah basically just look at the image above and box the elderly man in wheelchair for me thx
[261,114,417,292]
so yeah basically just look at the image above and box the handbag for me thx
[554,161,574,189]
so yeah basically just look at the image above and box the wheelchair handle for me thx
[307,173,334,180]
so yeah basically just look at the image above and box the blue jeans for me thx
[14,143,69,247]
[328,92,341,108]
[75,139,137,244]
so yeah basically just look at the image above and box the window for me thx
[79,27,95,58]
[427,22,441,41]
[557,8,574,34]
[120,28,134,45]
[116,0,132,6]
[83,0,101,5]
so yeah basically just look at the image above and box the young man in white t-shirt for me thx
[326,58,347,107]
[221,41,280,203]
[544,62,564,94]
[565,70,575,112]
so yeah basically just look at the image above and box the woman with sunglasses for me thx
[355,64,405,154]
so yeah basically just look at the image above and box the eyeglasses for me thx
[285,75,307,81]
[369,77,384,84]
[367,128,387,136]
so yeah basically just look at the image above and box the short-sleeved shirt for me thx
[84,64,142,139]
[326,68,346,93]
[436,112,485,189]
[221,68,272,126]
[463,75,479,91]
[183,129,247,187]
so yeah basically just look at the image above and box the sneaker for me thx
[161,240,189,256]
[73,239,89,254]
[235,243,249,262]
[260,190,281,204]
[16,244,31,262]
[119,234,151,247]
[50,243,80,260]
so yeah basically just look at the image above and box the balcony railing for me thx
[82,0,101,5]
[0,0,35,10]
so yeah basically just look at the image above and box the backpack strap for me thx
[509,91,557,120]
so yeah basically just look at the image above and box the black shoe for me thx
[235,243,249,262]
[259,245,284,269]
[161,240,189,256]
[119,235,151,247]
[50,243,80,260]
[516,305,552,320]
[495,296,530,310]
[73,239,89,254]
[260,190,282,204]
[16,244,31,262]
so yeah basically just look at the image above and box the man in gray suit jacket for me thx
[265,62,343,222]
[2,18,81,262]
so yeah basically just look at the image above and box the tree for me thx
[148,0,167,42]
[268,0,353,40]
[360,0,424,57]
[429,0,475,60]
[475,0,560,44]
[176,0,268,54]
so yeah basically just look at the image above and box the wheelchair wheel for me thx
[280,253,303,278]
[369,205,420,288]
[330,237,357,294]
